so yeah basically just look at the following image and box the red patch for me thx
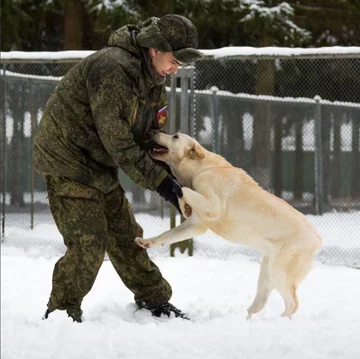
[157,105,168,126]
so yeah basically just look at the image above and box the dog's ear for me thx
[188,143,205,160]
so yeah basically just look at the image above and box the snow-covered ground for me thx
[1,211,360,359]
[2,210,360,266]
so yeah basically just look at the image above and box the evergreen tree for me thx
[1,0,36,51]
[239,0,311,47]
[290,0,360,46]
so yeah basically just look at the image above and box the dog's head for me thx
[151,132,205,166]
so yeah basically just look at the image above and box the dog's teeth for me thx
[153,148,167,153]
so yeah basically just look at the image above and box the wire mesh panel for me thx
[1,65,60,236]
[0,61,173,253]
[190,55,360,266]
[1,51,360,266]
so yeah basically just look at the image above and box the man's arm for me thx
[87,55,167,190]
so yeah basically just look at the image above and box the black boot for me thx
[42,308,53,320]
[140,302,190,320]
[42,307,83,323]
[66,308,83,323]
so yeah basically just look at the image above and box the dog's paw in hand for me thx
[184,203,192,218]
[135,237,153,249]
[180,198,192,218]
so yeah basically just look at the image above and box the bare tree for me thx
[63,0,85,50]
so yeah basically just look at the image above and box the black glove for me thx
[140,139,158,152]
[156,175,183,213]
[140,129,166,152]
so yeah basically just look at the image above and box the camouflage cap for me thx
[137,14,204,64]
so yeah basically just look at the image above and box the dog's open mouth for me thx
[151,145,168,156]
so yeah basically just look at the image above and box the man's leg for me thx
[104,185,172,308]
[45,176,108,320]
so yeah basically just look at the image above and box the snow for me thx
[2,46,360,61]
[197,88,360,107]
[0,69,61,81]
[0,50,94,61]
[103,0,124,6]
[202,46,360,59]
[1,211,360,359]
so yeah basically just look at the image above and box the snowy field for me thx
[1,211,360,359]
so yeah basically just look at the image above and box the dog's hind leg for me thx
[135,214,207,248]
[247,255,274,319]
[271,251,299,319]
[281,251,314,317]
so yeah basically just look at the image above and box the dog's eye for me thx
[172,134,179,139]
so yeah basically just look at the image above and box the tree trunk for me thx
[63,0,84,50]
[252,59,275,189]
[158,0,174,15]
[222,99,245,168]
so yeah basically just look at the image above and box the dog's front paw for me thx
[135,237,154,249]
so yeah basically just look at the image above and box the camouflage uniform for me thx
[45,176,171,314]
[33,15,203,318]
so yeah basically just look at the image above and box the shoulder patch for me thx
[157,105,168,126]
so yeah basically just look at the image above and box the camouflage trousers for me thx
[45,176,172,314]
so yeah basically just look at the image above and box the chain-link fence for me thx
[190,54,360,266]
[0,60,172,257]
[1,50,360,266]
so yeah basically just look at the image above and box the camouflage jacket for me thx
[33,24,169,193]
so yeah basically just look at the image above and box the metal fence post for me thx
[188,67,195,137]
[314,95,324,215]
[29,79,35,230]
[211,86,220,154]
[1,65,7,242]
[169,67,194,257]
[169,74,177,134]
[168,74,177,231]
[180,69,189,134]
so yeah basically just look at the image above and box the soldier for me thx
[33,14,203,322]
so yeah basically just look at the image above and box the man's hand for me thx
[156,175,183,213]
